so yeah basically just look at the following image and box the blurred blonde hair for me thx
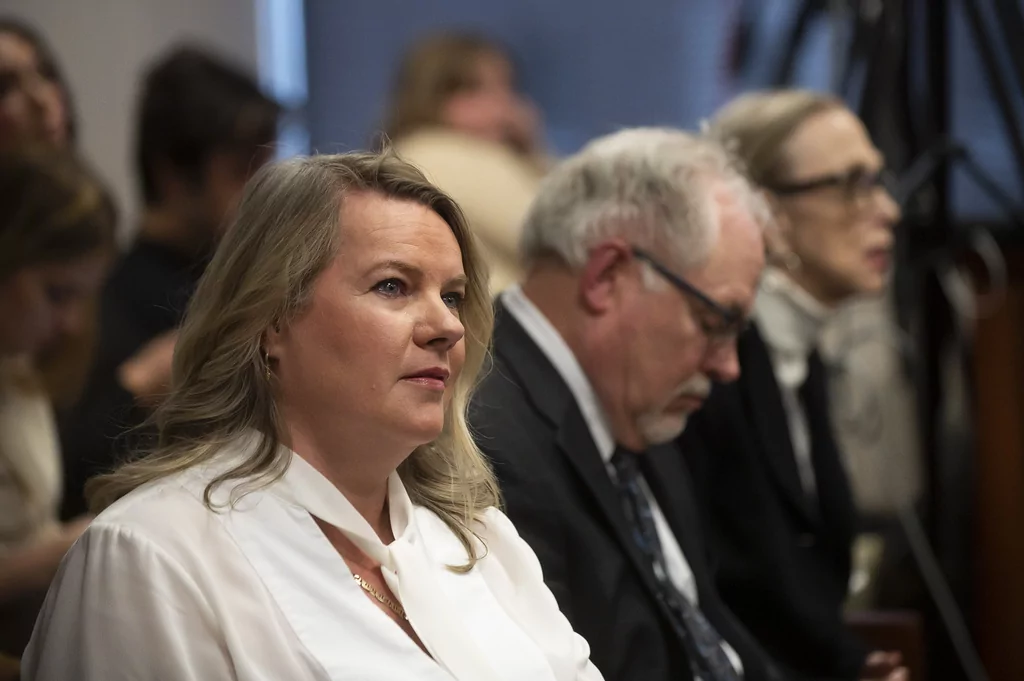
[89,151,499,569]
[708,89,845,187]
[382,32,508,143]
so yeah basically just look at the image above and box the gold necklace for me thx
[352,573,408,620]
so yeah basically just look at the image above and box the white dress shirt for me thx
[23,434,602,681]
[501,286,742,674]
[752,267,833,496]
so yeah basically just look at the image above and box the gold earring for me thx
[779,251,801,272]
[263,348,272,381]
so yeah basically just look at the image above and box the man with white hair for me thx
[469,128,780,681]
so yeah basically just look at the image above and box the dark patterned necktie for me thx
[611,447,743,681]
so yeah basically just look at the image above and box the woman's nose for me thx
[417,296,465,352]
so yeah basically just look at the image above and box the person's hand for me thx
[118,330,178,407]
[861,650,908,681]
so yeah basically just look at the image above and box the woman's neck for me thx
[281,423,401,542]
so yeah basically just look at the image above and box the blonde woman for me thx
[24,152,602,681]
[679,90,906,681]
[384,32,549,295]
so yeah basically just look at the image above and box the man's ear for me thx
[579,240,632,314]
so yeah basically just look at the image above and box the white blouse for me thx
[22,436,603,681]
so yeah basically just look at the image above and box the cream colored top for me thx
[0,358,62,555]
[394,128,548,296]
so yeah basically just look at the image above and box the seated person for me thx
[678,90,905,681]
[469,127,782,681]
[0,147,115,653]
[383,31,549,295]
[24,151,603,680]
[58,46,279,519]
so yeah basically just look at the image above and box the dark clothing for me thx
[59,238,204,519]
[678,325,867,681]
[469,303,783,681]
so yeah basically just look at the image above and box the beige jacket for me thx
[0,359,62,554]
[395,129,548,296]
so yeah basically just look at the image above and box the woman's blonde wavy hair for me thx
[88,151,499,568]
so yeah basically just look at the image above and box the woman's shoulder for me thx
[84,452,258,564]
[395,129,544,178]
[86,469,217,549]
[413,504,540,577]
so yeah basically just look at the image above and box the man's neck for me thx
[138,208,211,261]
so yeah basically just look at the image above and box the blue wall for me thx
[304,0,736,155]
[304,0,1024,220]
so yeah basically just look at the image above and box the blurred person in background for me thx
[25,151,602,681]
[0,19,72,152]
[678,90,905,681]
[58,46,279,520]
[383,31,549,295]
[0,147,116,659]
[0,18,100,418]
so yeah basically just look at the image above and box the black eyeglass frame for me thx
[630,248,747,340]
[764,167,894,199]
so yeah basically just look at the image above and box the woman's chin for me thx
[394,412,446,448]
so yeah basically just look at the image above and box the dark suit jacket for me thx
[678,325,867,681]
[469,303,783,681]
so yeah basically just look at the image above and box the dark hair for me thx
[0,17,77,143]
[382,32,510,143]
[135,45,280,206]
[0,146,116,279]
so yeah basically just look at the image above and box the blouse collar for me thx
[268,449,414,573]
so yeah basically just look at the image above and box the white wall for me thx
[2,0,259,238]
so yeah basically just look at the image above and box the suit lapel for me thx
[738,326,822,528]
[491,304,671,614]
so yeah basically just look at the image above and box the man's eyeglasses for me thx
[765,167,895,204]
[631,248,748,344]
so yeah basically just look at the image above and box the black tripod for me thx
[731,2,1024,680]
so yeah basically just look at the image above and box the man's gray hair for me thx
[519,127,769,273]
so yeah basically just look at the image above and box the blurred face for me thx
[440,51,527,147]
[0,32,68,150]
[587,188,765,449]
[197,146,275,239]
[0,253,107,357]
[771,107,901,304]
[267,192,468,456]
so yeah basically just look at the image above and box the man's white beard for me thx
[635,373,712,446]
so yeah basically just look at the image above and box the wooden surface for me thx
[847,610,926,681]
[972,247,1024,681]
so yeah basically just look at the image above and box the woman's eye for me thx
[374,278,406,297]
[442,291,465,310]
